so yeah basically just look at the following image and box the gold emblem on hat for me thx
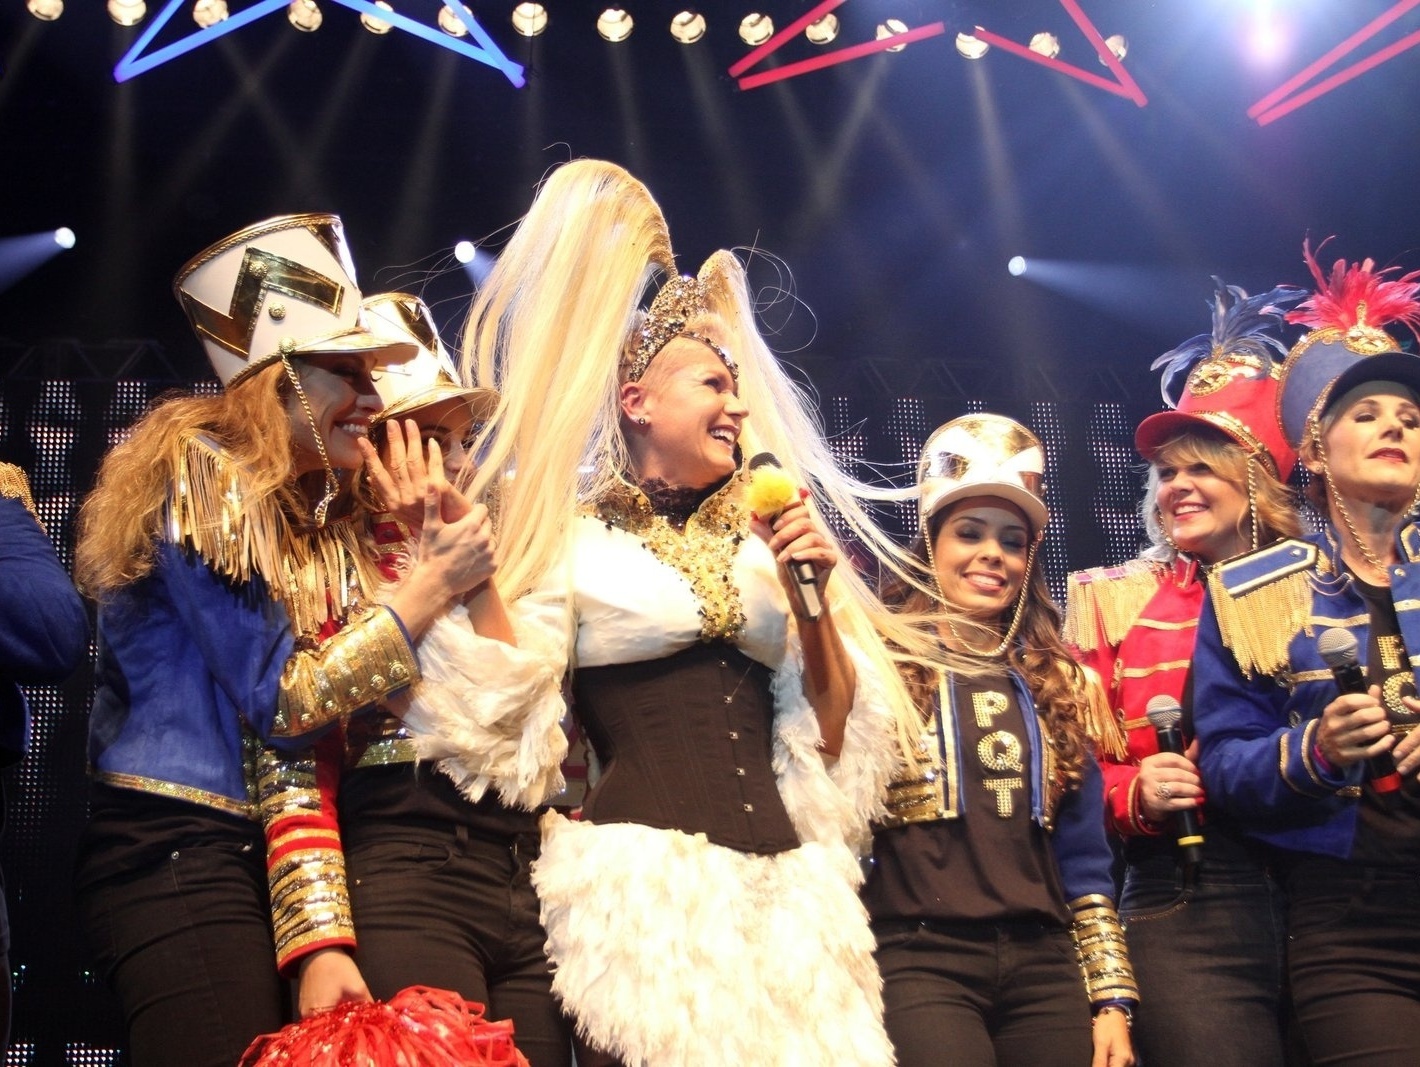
[1188,352,1265,397]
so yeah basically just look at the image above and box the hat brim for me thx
[226,328,419,389]
[1135,410,1258,461]
[922,482,1049,535]
[374,385,499,426]
[1317,352,1420,420]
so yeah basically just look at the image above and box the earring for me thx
[637,416,648,426]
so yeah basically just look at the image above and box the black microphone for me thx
[1316,627,1402,794]
[746,452,822,621]
[1144,695,1205,869]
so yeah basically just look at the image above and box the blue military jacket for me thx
[1193,525,1420,857]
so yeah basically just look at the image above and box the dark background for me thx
[1,1,1418,1062]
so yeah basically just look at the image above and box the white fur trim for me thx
[771,636,902,856]
[534,813,894,1067]
[397,603,569,810]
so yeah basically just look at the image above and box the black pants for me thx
[873,918,1092,1067]
[1122,850,1293,1067]
[75,837,286,1067]
[346,822,570,1067]
[1286,859,1420,1067]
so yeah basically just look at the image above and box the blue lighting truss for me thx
[113,0,525,87]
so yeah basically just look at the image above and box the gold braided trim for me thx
[255,747,319,809]
[270,851,353,964]
[273,605,417,738]
[1064,561,1165,651]
[0,462,42,528]
[349,736,418,768]
[1079,663,1128,762]
[1207,566,1312,680]
[1068,895,1138,1005]
[94,770,257,820]
[591,474,750,644]
[1119,658,1195,679]
[164,433,383,637]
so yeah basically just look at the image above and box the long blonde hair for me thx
[460,160,941,759]
[75,362,302,598]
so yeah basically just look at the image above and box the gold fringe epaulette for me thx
[1207,539,1316,680]
[1078,663,1129,762]
[0,462,42,529]
[1063,560,1166,652]
[164,433,380,636]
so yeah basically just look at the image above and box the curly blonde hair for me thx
[75,362,302,598]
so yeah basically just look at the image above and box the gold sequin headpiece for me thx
[625,273,737,382]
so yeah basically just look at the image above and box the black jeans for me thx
[1121,849,1292,1067]
[345,822,570,1067]
[1286,858,1420,1067]
[873,918,1092,1067]
[76,836,286,1067]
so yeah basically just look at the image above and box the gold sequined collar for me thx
[589,471,751,642]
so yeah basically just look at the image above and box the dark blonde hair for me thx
[76,361,302,598]
[1141,428,1300,560]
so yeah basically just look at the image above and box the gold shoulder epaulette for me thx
[1077,662,1129,761]
[1063,560,1164,652]
[1207,539,1315,679]
[0,461,42,529]
[164,434,378,636]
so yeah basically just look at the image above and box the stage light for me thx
[739,13,771,46]
[1008,256,1027,277]
[597,8,632,43]
[511,2,547,37]
[1029,32,1059,59]
[955,32,988,59]
[361,0,393,35]
[454,240,476,264]
[192,0,227,27]
[876,19,909,53]
[0,230,77,295]
[54,228,76,250]
[108,0,145,26]
[1101,34,1128,63]
[670,11,706,44]
[288,0,321,31]
[26,0,63,20]
[805,13,837,45]
[439,2,470,37]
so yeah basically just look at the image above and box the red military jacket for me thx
[1065,556,1204,838]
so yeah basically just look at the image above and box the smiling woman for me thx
[68,215,504,1067]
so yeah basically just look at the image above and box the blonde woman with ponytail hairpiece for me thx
[397,159,918,1066]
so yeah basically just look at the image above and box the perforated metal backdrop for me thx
[0,371,1162,1064]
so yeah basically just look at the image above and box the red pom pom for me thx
[239,986,530,1067]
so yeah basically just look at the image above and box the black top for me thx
[1351,574,1420,867]
[572,641,800,855]
[864,672,1068,925]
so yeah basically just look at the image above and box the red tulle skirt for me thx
[239,986,530,1067]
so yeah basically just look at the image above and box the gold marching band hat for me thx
[362,292,498,426]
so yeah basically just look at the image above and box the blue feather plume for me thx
[1149,279,1306,407]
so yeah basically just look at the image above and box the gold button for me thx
[268,302,286,321]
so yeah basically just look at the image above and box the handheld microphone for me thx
[1144,695,1205,868]
[746,452,822,621]
[1316,627,1402,794]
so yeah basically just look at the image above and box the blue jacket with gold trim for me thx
[1192,525,1420,857]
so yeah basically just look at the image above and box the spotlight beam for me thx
[1256,24,1420,126]
[736,22,946,91]
[1247,0,1420,123]
[113,0,524,86]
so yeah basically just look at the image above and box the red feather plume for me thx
[1286,237,1420,339]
